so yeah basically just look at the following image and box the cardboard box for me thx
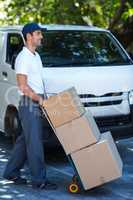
[70,131,123,190]
[56,110,100,155]
[43,87,85,128]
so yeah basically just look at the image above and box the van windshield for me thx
[37,30,132,67]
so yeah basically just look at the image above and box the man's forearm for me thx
[19,84,43,104]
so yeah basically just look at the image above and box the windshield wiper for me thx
[99,59,132,66]
[43,62,97,67]
[43,58,132,67]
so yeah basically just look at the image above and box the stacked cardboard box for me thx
[56,110,100,155]
[43,87,123,190]
[44,87,100,154]
[70,131,123,190]
[43,87,86,128]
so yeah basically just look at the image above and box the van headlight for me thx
[129,91,133,105]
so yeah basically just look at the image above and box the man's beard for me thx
[34,39,42,47]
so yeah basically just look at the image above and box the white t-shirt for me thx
[15,46,45,95]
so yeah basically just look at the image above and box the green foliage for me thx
[0,0,132,31]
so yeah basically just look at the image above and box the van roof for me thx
[0,24,109,32]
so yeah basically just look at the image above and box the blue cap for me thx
[22,22,42,37]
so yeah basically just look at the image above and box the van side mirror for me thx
[11,53,17,70]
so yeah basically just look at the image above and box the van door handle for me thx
[2,71,8,77]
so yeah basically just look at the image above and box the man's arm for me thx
[16,74,44,105]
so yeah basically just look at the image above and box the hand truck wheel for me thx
[68,182,80,193]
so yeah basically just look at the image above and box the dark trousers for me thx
[3,94,47,185]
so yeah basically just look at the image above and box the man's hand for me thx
[39,98,47,107]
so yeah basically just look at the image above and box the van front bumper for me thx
[95,105,133,139]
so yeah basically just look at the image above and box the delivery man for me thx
[3,22,57,190]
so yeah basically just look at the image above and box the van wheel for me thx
[4,106,22,144]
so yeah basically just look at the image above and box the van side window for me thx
[6,33,24,68]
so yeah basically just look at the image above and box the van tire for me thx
[4,106,22,143]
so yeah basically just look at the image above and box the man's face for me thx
[28,30,43,47]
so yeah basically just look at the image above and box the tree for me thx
[0,0,132,50]
[0,0,132,27]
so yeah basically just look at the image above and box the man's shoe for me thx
[5,176,27,185]
[33,180,57,190]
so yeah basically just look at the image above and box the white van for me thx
[0,25,133,145]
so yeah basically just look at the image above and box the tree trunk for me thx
[109,0,126,30]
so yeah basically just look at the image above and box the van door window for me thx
[6,33,24,68]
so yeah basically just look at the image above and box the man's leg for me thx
[19,102,46,185]
[3,132,27,179]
